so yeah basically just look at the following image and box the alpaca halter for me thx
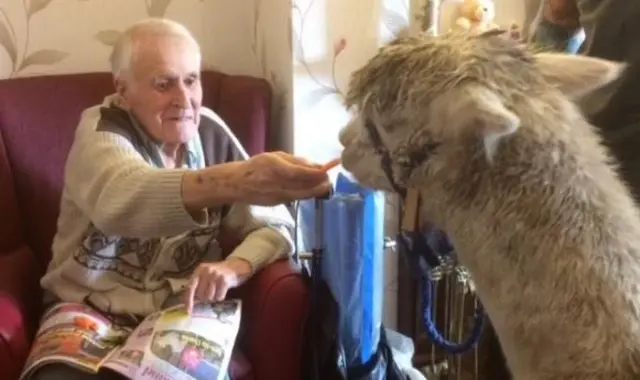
[363,118,486,354]
[363,119,407,197]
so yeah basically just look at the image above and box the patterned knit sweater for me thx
[40,95,295,316]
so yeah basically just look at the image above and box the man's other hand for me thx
[239,151,332,205]
[183,258,252,314]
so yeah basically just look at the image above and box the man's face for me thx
[117,34,203,146]
[545,0,580,30]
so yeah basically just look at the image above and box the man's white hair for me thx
[109,18,200,78]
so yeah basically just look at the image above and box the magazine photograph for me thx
[18,299,242,380]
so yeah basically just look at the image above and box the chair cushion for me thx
[0,132,22,253]
[0,293,30,380]
[229,349,255,380]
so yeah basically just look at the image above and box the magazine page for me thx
[19,302,132,380]
[102,299,242,380]
[99,309,164,379]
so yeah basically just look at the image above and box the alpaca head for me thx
[339,31,624,193]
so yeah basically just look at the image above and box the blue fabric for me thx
[532,19,585,54]
[298,172,385,368]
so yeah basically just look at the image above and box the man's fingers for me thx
[278,164,329,183]
[215,277,228,301]
[184,277,199,315]
[271,151,323,168]
[267,153,329,182]
[188,270,229,308]
[204,275,218,301]
[321,158,341,172]
[196,275,212,303]
[285,179,331,193]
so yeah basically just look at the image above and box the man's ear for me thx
[534,52,626,98]
[442,85,520,162]
[113,76,126,96]
[113,76,131,109]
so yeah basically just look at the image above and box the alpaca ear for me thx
[444,85,520,161]
[533,53,626,98]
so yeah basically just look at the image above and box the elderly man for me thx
[26,18,329,380]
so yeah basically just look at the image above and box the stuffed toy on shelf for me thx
[453,0,499,33]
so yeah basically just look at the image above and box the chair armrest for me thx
[230,260,309,380]
[0,295,31,380]
[0,244,41,380]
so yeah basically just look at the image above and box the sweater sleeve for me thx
[221,202,295,274]
[65,118,208,239]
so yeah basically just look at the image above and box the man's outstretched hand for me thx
[182,151,336,211]
[183,258,252,314]
[239,152,333,205]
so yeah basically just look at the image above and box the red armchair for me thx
[0,71,309,380]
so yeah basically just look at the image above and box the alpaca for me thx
[338,32,640,380]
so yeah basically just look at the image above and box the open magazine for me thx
[19,299,242,380]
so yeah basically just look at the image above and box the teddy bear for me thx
[453,0,500,34]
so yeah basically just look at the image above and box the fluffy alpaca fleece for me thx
[339,32,640,380]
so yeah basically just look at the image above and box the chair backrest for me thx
[0,71,272,265]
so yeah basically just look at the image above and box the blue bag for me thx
[297,171,386,375]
